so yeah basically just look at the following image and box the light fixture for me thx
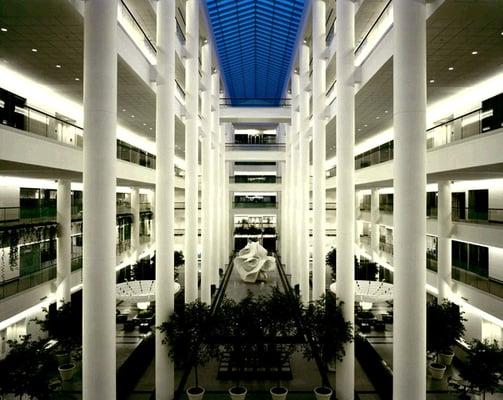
[131,114,135,118]
[31,48,38,52]
[471,50,478,55]
[149,127,153,130]
[74,77,80,81]
[376,116,380,120]
[1,27,7,32]
[448,66,454,71]
[384,110,388,114]
[364,124,368,127]
[203,38,208,44]
[122,108,126,112]
[143,123,147,126]
[429,79,435,83]
[357,128,361,131]
[55,64,61,68]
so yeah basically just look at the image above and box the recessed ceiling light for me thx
[122,109,126,112]
[429,79,435,83]
[471,51,478,55]
[131,115,135,118]
[74,77,80,81]
[1,28,7,32]
[149,127,153,130]
[448,66,454,71]
[143,123,147,126]
[376,116,380,120]
[357,128,361,131]
[364,124,368,127]
[55,64,61,68]
[384,110,388,114]
[31,48,38,52]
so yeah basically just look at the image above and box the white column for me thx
[211,72,221,285]
[335,1,355,398]
[218,129,225,271]
[312,0,327,300]
[184,0,199,302]
[355,190,361,249]
[438,180,452,301]
[131,187,140,258]
[282,131,290,270]
[290,74,300,287]
[155,0,176,398]
[56,179,71,306]
[370,188,380,262]
[224,158,230,266]
[298,43,310,304]
[149,188,156,244]
[201,42,212,304]
[82,1,117,398]
[393,1,427,399]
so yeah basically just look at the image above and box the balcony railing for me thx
[233,202,277,209]
[117,239,131,255]
[453,266,503,299]
[225,143,286,151]
[0,255,82,301]
[452,207,503,224]
[379,204,393,213]
[379,242,393,255]
[354,0,393,66]
[230,176,280,184]
[0,206,81,225]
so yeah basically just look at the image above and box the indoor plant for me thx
[426,300,465,379]
[0,335,58,399]
[159,299,219,400]
[303,294,353,399]
[33,301,82,381]
[459,339,503,400]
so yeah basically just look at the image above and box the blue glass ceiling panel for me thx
[204,0,308,107]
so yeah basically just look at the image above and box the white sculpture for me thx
[234,241,276,283]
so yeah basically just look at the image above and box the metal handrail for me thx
[354,0,392,55]
[426,108,482,132]
[119,0,156,53]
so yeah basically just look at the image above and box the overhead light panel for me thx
[31,48,38,52]
[1,27,7,32]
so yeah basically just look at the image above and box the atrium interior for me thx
[0,0,502,399]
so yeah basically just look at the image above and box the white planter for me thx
[429,362,446,380]
[229,386,247,400]
[314,386,332,400]
[270,386,288,400]
[58,363,76,381]
[438,351,454,366]
[186,386,205,400]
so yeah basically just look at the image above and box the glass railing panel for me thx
[232,202,277,209]
[452,266,503,299]
[354,1,393,66]
[452,207,503,224]
[230,176,279,184]
[117,1,156,64]
[225,143,286,151]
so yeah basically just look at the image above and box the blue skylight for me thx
[204,0,308,107]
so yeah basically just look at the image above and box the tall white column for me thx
[218,129,225,271]
[82,1,117,398]
[438,180,452,302]
[149,188,156,244]
[370,188,380,262]
[355,190,361,248]
[184,0,199,302]
[155,0,176,398]
[282,131,291,270]
[290,74,300,287]
[312,0,327,300]
[393,1,427,399]
[201,42,212,304]
[224,158,230,266]
[56,179,71,306]
[298,43,310,304]
[211,72,221,285]
[131,187,140,258]
[335,1,355,398]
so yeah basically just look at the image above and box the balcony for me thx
[225,143,286,151]
[230,176,280,184]
[233,202,277,209]
[452,207,503,225]
[452,266,503,299]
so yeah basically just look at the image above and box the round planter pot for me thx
[270,386,288,400]
[429,362,446,380]
[314,386,332,400]
[55,352,70,365]
[58,363,76,381]
[229,386,247,400]
[438,351,454,366]
[186,386,205,400]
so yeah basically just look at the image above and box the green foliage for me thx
[0,335,58,400]
[159,299,219,372]
[426,300,466,356]
[174,250,184,268]
[303,294,353,366]
[326,248,337,280]
[33,302,82,357]
[460,339,503,397]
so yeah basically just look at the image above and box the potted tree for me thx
[159,299,218,400]
[174,250,184,281]
[303,294,353,399]
[426,300,465,380]
[33,301,82,381]
[0,335,58,399]
[262,288,302,400]
[459,339,503,400]
[326,248,337,281]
